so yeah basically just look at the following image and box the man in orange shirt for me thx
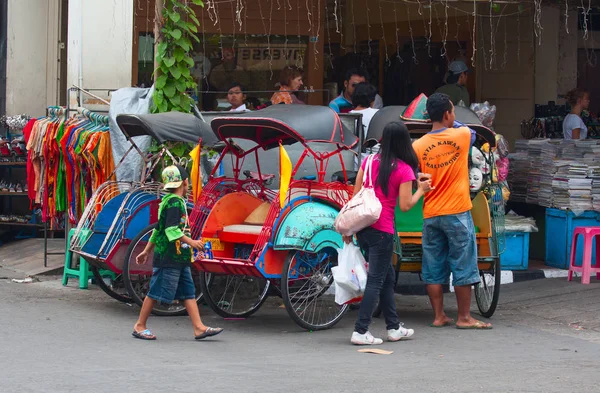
[412,93,492,330]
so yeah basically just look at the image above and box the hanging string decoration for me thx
[351,0,357,53]
[366,0,372,55]
[564,0,569,35]
[533,0,543,46]
[406,1,418,64]
[333,0,340,34]
[338,0,345,51]
[502,16,508,69]
[314,0,321,71]
[296,0,304,67]
[324,0,334,68]
[516,11,521,64]
[442,0,449,58]
[471,0,477,67]
[235,0,244,31]
[378,0,390,66]
[489,1,495,70]
[269,0,274,77]
[393,1,403,63]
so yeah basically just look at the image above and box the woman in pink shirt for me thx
[345,122,432,346]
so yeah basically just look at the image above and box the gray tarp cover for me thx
[108,87,154,181]
[116,111,218,146]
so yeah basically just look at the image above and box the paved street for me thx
[1,271,599,393]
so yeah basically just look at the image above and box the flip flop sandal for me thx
[132,329,157,340]
[456,321,493,330]
[429,319,455,328]
[195,327,223,340]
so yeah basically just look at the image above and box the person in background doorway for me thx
[435,60,471,107]
[412,93,491,330]
[271,66,305,105]
[350,82,379,137]
[329,68,383,113]
[226,82,249,112]
[563,88,590,140]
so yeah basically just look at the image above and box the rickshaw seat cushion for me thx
[222,224,263,235]
[220,224,263,244]
[243,202,271,225]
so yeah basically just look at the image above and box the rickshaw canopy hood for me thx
[116,111,219,146]
[366,105,496,148]
[210,105,358,151]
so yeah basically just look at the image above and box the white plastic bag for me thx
[332,243,368,305]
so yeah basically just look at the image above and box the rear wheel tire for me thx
[281,249,348,331]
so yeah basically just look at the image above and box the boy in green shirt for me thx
[132,165,223,341]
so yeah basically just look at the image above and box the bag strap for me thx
[363,154,375,188]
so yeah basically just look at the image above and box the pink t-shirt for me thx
[360,155,416,234]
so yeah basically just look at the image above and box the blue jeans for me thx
[147,266,196,304]
[354,227,400,334]
[422,212,480,287]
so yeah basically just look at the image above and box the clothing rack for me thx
[43,86,116,267]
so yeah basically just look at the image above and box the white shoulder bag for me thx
[334,155,382,236]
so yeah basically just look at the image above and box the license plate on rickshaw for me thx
[202,238,225,251]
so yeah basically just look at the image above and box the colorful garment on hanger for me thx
[26,108,115,225]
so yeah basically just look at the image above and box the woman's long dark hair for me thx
[376,121,419,196]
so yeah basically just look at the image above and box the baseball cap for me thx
[448,60,469,74]
[162,165,189,190]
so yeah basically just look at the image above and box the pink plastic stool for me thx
[568,226,600,284]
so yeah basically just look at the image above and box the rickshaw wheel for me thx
[474,258,501,318]
[123,223,204,317]
[282,249,348,331]
[198,273,270,318]
[90,265,133,304]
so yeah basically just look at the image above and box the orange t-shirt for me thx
[412,126,472,219]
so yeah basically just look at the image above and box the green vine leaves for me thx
[153,0,204,114]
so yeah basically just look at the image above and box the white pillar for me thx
[6,0,60,117]
[67,0,134,101]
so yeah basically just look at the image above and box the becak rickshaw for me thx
[364,100,504,318]
[165,105,357,330]
[69,111,219,316]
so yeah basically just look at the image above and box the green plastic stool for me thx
[62,228,114,289]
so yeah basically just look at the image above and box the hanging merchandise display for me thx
[25,106,115,226]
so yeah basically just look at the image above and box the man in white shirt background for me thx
[227,82,249,112]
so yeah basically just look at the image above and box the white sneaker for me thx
[351,331,383,345]
[387,325,415,342]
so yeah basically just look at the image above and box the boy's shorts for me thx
[147,266,196,304]
[421,211,481,287]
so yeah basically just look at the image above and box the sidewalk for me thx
[0,238,64,278]
[493,277,600,343]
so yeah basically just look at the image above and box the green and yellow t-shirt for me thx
[149,193,192,268]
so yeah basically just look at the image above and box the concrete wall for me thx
[534,7,578,105]
[67,0,134,101]
[5,0,61,117]
[477,5,535,147]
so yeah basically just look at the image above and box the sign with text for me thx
[237,44,307,70]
